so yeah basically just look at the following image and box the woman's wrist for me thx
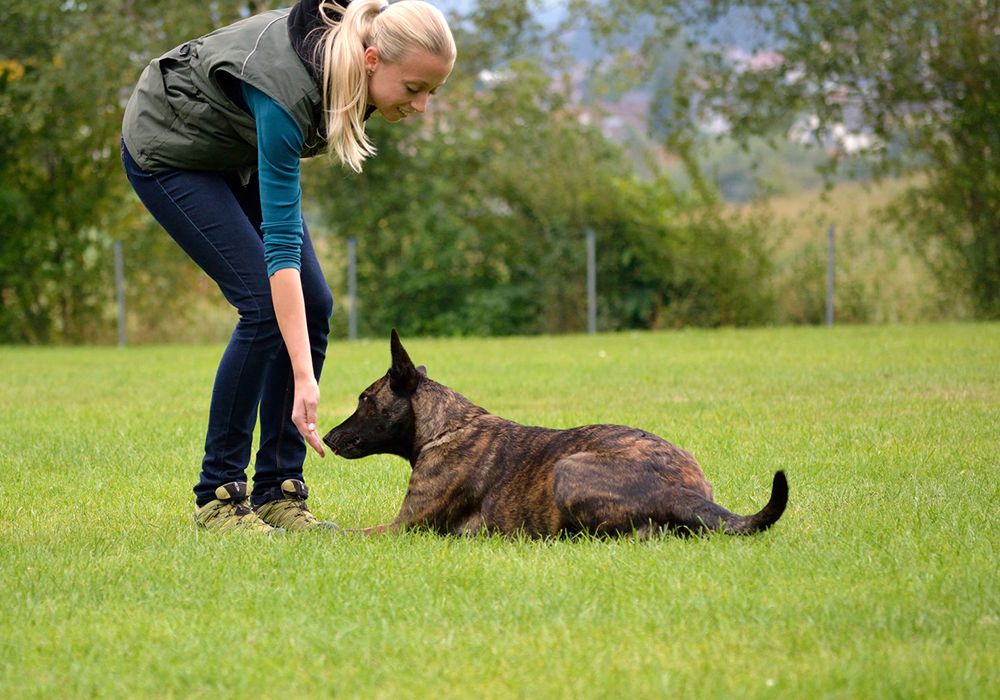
[290,354,316,384]
[294,370,317,385]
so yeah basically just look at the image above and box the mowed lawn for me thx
[1,324,997,698]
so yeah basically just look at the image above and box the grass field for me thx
[1,324,997,698]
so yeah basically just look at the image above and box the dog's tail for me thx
[722,470,788,535]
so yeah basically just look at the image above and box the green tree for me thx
[0,1,261,343]
[572,0,1000,317]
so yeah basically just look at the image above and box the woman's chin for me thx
[379,107,405,123]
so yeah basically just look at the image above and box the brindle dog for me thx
[323,331,788,537]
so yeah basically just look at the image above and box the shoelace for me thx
[283,501,315,524]
[232,501,255,517]
[206,499,257,522]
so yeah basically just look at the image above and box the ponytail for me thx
[314,0,456,172]
[316,0,383,173]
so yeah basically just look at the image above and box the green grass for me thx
[1,324,998,698]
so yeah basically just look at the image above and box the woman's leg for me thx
[122,142,284,507]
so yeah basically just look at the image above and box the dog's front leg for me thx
[386,487,455,533]
[354,522,420,537]
[361,524,393,535]
[358,478,457,535]
[355,508,437,536]
[354,507,437,536]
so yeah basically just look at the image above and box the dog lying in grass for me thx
[323,331,788,537]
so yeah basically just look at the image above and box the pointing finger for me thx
[306,428,325,457]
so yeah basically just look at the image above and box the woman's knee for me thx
[235,295,280,335]
[305,286,334,334]
[235,276,330,337]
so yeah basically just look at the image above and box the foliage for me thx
[306,6,774,338]
[1,0,985,342]
[0,1,269,343]
[0,0,774,343]
[571,0,1000,318]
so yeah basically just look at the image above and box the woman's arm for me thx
[270,268,325,456]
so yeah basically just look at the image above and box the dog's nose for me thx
[321,432,337,451]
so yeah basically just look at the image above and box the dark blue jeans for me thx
[121,141,333,507]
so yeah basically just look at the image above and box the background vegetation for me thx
[611,0,1000,316]
[2,325,997,697]
[1,0,997,343]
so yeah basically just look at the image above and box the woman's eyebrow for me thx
[406,79,448,90]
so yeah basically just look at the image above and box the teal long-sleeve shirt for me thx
[241,81,305,277]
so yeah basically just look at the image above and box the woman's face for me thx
[365,47,453,122]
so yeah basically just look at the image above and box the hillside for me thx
[744,178,968,324]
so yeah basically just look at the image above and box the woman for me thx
[121,0,456,532]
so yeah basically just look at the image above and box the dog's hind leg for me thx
[550,453,705,535]
[552,454,787,536]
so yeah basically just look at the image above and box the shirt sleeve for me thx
[240,81,306,277]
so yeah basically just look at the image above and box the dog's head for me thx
[322,329,425,460]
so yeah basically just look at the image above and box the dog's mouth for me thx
[322,432,359,457]
[321,432,338,453]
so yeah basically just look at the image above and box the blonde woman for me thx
[121,0,455,532]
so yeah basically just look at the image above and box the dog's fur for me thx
[322,331,788,537]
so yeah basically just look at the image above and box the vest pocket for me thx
[159,62,208,123]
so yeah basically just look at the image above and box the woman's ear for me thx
[364,45,380,74]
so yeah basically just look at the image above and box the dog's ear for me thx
[389,328,421,393]
[416,365,427,376]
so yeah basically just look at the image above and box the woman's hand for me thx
[292,377,325,457]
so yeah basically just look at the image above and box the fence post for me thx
[347,237,358,341]
[114,240,126,347]
[825,224,835,327]
[586,229,596,334]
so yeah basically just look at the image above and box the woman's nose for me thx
[411,93,429,113]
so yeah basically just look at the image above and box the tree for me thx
[570,0,1000,317]
[0,1,261,343]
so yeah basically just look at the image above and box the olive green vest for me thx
[122,9,326,174]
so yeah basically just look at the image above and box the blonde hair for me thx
[315,0,456,172]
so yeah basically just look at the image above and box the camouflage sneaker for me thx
[254,479,338,532]
[194,482,282,534]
